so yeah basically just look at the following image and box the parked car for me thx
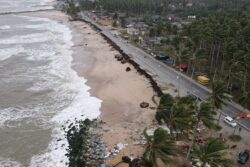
[155,52,169,60]
[238,150,249,165]
[223,116,237,127]
[164,59,174,65]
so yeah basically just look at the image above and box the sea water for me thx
[0,1,101,166]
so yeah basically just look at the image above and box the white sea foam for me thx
[0,157,24,167]
[0,45,24,61]
[18,15,51,23]
[0,32,56,44]
[0,13,101,167]
[25,48,56,61]
[30,76,102,167]
[22,17,101,167]
[0,0,54,14]
[17,23,53,29]
[0,25,11,30]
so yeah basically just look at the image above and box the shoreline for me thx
[71,17,157,159]
[23,10,157,162]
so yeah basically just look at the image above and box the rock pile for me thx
[84,133,107,166]
[65,119,107,167]
[114,54,126,63]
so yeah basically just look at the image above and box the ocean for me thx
[0,0,101,166]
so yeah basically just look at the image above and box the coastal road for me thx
[81,14,250,131]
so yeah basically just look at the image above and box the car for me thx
[223,116,237,127]
[238,150,249,165]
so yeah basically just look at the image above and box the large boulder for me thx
[126,67,131,72]
[140,102,149,108]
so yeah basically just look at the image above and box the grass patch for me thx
[229,135,242,142]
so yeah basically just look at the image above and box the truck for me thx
[197,76,209,85]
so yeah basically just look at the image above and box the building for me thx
[188,15,196,19]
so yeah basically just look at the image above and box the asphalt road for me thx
[81,14,250,131]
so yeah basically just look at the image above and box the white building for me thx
[188,15,196,19]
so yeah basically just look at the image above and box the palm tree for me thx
[186,101,217,160]
[239,90,250,110]
[155,94,174,124]
[196,101,217,129]
[156,96,195,136]
[143,128,179,167]
[195,48,208,73]
[210,80,232,124]
[190,48,207,79]
[191,137,233,167]
[169,103,196,134]
[158,94,175,111]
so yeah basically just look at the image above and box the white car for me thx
[224,116,237,128]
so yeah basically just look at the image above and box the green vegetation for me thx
[80,0,183,15]
[143,128,180,167]
[79,0,250,16]
[65,0,80,18]
[155,96,196,136]
[177,13,250,107]
[209,80,232,124]
[182,13,250,86]
[186,100,217,160]
[210,80,232,110]
[196,101,217,129]
[239,90,250,110]
[156,94,217,138]
[148,93,231,166]
[191,137,233,167]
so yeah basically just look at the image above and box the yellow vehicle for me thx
[197,76,209,85]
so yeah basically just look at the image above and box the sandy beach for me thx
[70,16,157,160]
[24,10,157,162]
[71,18,156,158]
